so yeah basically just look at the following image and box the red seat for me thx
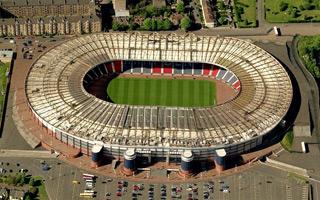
[233,80,241,90]
[212,66,219,78]
[152,64,162,73]
[163,65,172,74]
[203,64,211,75]
[105,62,113,73]
[113,61,122,72]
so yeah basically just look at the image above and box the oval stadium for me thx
[25,32,293,173]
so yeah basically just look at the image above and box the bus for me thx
[79,193,95,198]
[82,173,95,180]
[84,190,95,193]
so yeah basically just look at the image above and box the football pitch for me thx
[107,77,216,107]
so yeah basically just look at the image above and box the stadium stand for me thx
[26,33,292,159]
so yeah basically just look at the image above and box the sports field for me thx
[107,77,216,107]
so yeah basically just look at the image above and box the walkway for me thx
[0,149,56,158]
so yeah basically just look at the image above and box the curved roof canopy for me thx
[26,32,292,148]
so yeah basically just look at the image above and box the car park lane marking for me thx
[71,169,77,200]
[55,163,62,200]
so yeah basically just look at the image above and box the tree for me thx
[151,19,157,31]
[243,19,249,26]
[29,177,35,186]
[289,7,299,18]
[218,16,227,25]
[164,11,169,18]
[112,21,128,31]
[279,1,289,11]
[146,5,157,17]
[157,20,164,30]
[112,21,121,31]
[143,18,152,30]
[24,194,32,200]
[217,1,226,10]
[180,16,192,31]
[162,19,173,30]
[20,174,27,185]
[176,2,185,14]
[128,22,139,30]
[302,2,314,10]
[29,186,38,195]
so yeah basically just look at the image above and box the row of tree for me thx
[112,16,192,31]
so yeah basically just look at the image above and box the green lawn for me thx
[0,62,9,115]
[234,0,257,27]
[265,0,320,23]
[107,77,216,107]
[33,176,49,200]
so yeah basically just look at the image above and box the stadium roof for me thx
[25,32,292,149]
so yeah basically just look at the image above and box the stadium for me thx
[25,32,292,174]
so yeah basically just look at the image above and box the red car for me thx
[116,192,122,197]
[132,185,139,191]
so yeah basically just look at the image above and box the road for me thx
[0,149,56,158]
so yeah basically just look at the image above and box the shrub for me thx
[176,2,185,14]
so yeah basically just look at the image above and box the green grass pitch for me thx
[107,77,216,107]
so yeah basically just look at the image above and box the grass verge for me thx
[281,130,294,152]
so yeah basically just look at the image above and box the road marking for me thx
[71,169,77,200]
[55,164,62,200]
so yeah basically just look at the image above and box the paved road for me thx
[257,0,266,28]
